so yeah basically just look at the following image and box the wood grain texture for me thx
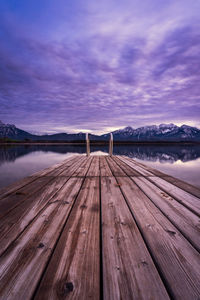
[118,155,200,196]
[0,155,80,200]
[57,156,87,176]
[0,177,69,257]
[112,156,142,176]
[99,156,112,176]
[101,176,169,300]
[133,176,200,251]
[0,176,53,219]
[0,155,199,300]
[35,177,100,300]
[106,156,126,176]
[160,175,200,198]
[117,176,200,300]
[0,177,83,300]
[72,156,93,176]
[87,156,100,176]
[148,176,200,217]
[117,156,152,176]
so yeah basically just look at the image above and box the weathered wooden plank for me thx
[0,177,69,256]
[0,177,83,300]
[29,155,79,177]
[72,156,93,176]
[100,156,113,176]
[117,156,152,176]
[0,176,54,220]
[119,155,200,196]
[0,155,80,200]
[106,156,126,176]
[133,177,200,251]
[35,177,100,300]
[101,176,169,300]
[112,156,143,176]
[148,176,200,217]
[86,156,100,176]
[160,175,200,198]
[117,176,200,300]
[46,155,85,177]
[58,156,87,176]
[131,158,166,177]
[0,176,41,200]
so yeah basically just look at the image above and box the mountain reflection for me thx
[0,144,200,164]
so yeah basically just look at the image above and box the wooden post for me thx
[86,133,90,156]
[109,133,113,156]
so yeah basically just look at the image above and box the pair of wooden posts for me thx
[86,133,113,156]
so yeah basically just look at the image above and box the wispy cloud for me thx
[0,0,200,133]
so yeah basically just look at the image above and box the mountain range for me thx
[0,121,200,142]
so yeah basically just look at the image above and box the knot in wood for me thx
[64,282,74,294]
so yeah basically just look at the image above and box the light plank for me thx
[0,177,83,300]
[148,176,200,216]
[117,156,152,176]
[101,176,169,300]
[160,175,200,198]
[35,177,100,300]
[133,177,200,251]
[119,155,200,196]
[117,176,200,300]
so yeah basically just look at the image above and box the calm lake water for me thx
[0,144,200,189]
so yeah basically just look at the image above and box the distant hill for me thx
[0,121,200,142]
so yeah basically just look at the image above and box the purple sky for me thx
[0,0,200,134]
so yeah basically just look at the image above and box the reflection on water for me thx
[0,144,200,188]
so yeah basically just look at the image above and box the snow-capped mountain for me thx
[0,121,200,142]
[106,123,200,141]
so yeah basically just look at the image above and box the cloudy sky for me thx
[0,0,200,134]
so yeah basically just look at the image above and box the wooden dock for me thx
[0,155,199,299]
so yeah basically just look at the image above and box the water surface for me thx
[0,144,199,189]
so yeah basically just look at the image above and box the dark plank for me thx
[35,177,100,300]
[101,176,169,300]
[0,177,83,300]
[133,177,200,251]
[117,176,200,300]
[100,156,113,176]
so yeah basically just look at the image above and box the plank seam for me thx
[114,157,200,253]
[106,156,174,299]
[31,156,94,300]
[0,157,91,258]
[117,156,200,217]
